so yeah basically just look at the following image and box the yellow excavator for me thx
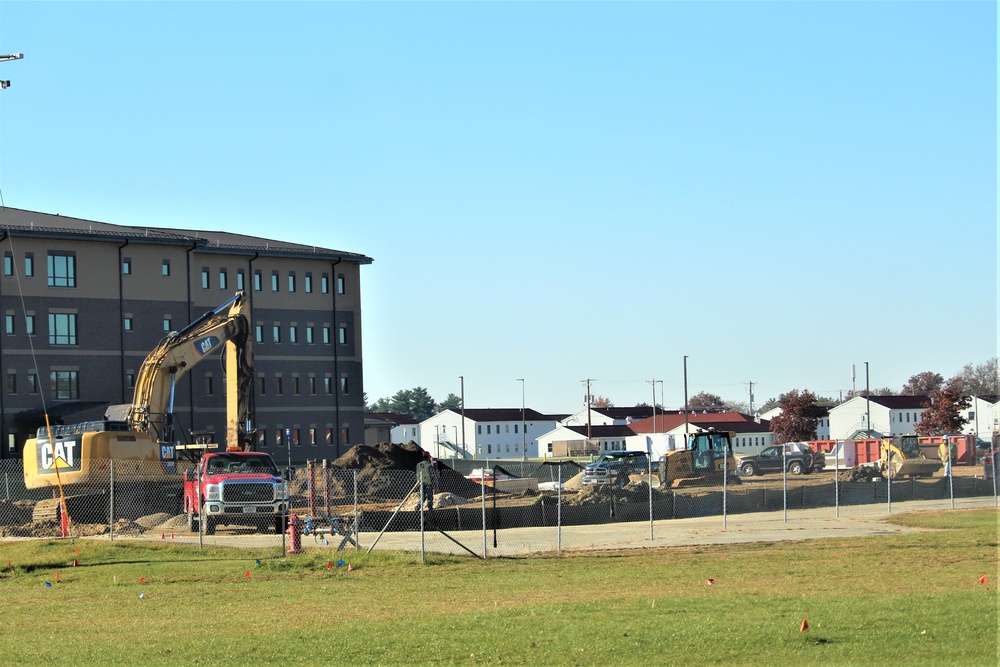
[22,292,255,493]
[631,430,740,489]
[878,436,942,479]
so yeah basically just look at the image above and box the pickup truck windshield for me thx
[206,455,278,475]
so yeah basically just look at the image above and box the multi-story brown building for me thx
[0,207,372,463]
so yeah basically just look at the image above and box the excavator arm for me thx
[127,292,254,451]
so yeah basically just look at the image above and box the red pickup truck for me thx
[182,451,289,535]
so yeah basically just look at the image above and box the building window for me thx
[48,313,77,345]
[124,317,133,332]
[291,376,300,395]
[201,268,210,290]
[122,258,132,275]
[3,253,12,276]
[305,273,313,293]
[292,428,300,447]
[321,274,329,294]
[24,254,34,278]
[204,375,214,396]
[337,274,346,295]
[477,425,482,434]
[7,371,15,394]
[272,325,281,344]
[126,372,135,389]
[47,253,76,288]
[236,269,245,291]
[308,376,316,395]
[322,325,331,345]
[338,324,347,345]
[306,326,314,344]
[4,314,13,335]
[340,375,349,395]
[50,370,79,400]
[288,272,296,293]
[219,269,228,291]
[162,260,171,277]
[163,317,172,332]
[25,314,36,336]
[271,271,279,292]
[255,324,263,343]
[254,270,262,291]
[487,425,491,434]
[289,326,298,344]
[275,375,283,395]
[309,427,317,446]
[258,374,266,395]
[324,375,332,395]
[341,427,350,445]
[28,372,37,394]
[258,428,267,448]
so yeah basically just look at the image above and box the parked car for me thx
[582,451,650,486]
[738,444,824,477]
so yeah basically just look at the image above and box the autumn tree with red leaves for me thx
[915,383,970,435]
[770,389,825,443]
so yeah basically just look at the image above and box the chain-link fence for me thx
[2,457,998,559]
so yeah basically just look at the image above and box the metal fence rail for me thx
[2,457,997,559]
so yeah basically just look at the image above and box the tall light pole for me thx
[517,378,526,460]
[0,53,23,90]
[683,356,690,449]
[460,376,467,458]
[647,379,660,433]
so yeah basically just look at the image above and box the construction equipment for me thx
[22,292,255,492]
[878,436,942,479]
[637,430,740,488]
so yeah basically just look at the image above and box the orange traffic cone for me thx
[706,578,714,586]
[245,570,251,580]
[800,619,809,632]
[980,575,988,586]
[347,563,353,572]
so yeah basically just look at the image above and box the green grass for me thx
[1,509,997,666]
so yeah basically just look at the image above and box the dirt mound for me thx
[562,471,586,491]
[333,442,425,471]
[399,491,467,511]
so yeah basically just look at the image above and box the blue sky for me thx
[1,1,996,414]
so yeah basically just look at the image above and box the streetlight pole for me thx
[0,53,23,90]
[683,356,689,449]
[517,378,526,461]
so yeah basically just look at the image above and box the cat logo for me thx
[37,438,82,474]
[196,335,221,357]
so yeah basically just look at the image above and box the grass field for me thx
[1,509,997,666]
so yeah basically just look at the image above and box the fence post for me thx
[4,471,9,500]
[198,464,204,551]
[353,470,359,550]
[109,459,115,542]
[648,449,654,540]
[419,480,425,565]
[834,444,840,518]
[557,465,562,552]
[307,460,316,518]
[481,461,488,560]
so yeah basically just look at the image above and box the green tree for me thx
[769,390,824,443]
[591,396,613,409]
[438,393,462,411]
[915,383,970,435]
[386,387,438,421]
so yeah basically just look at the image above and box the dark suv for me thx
[738,444,824,476]
[582,451,650,486]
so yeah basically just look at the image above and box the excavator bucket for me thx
[888,457,942,479]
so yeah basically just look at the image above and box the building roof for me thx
[863,395,930,410]
[442,408,554,423]
[686,420,772,435]
[365,412,419,425]
[0,207,373,264]
[592,406,659,421]
[629,411,753,434]
[564,424,637,438]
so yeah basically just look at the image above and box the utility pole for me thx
[747,380,755,415]
[0,53,23,90]
[581,379,594,441]
[647,379,659,433]
[683,356,689,449]
[517,378,525,461]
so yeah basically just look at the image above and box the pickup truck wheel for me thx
[201,503,216,535]
[740,463,756,477]
[788,461,804,475]
[186,510,197,533]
